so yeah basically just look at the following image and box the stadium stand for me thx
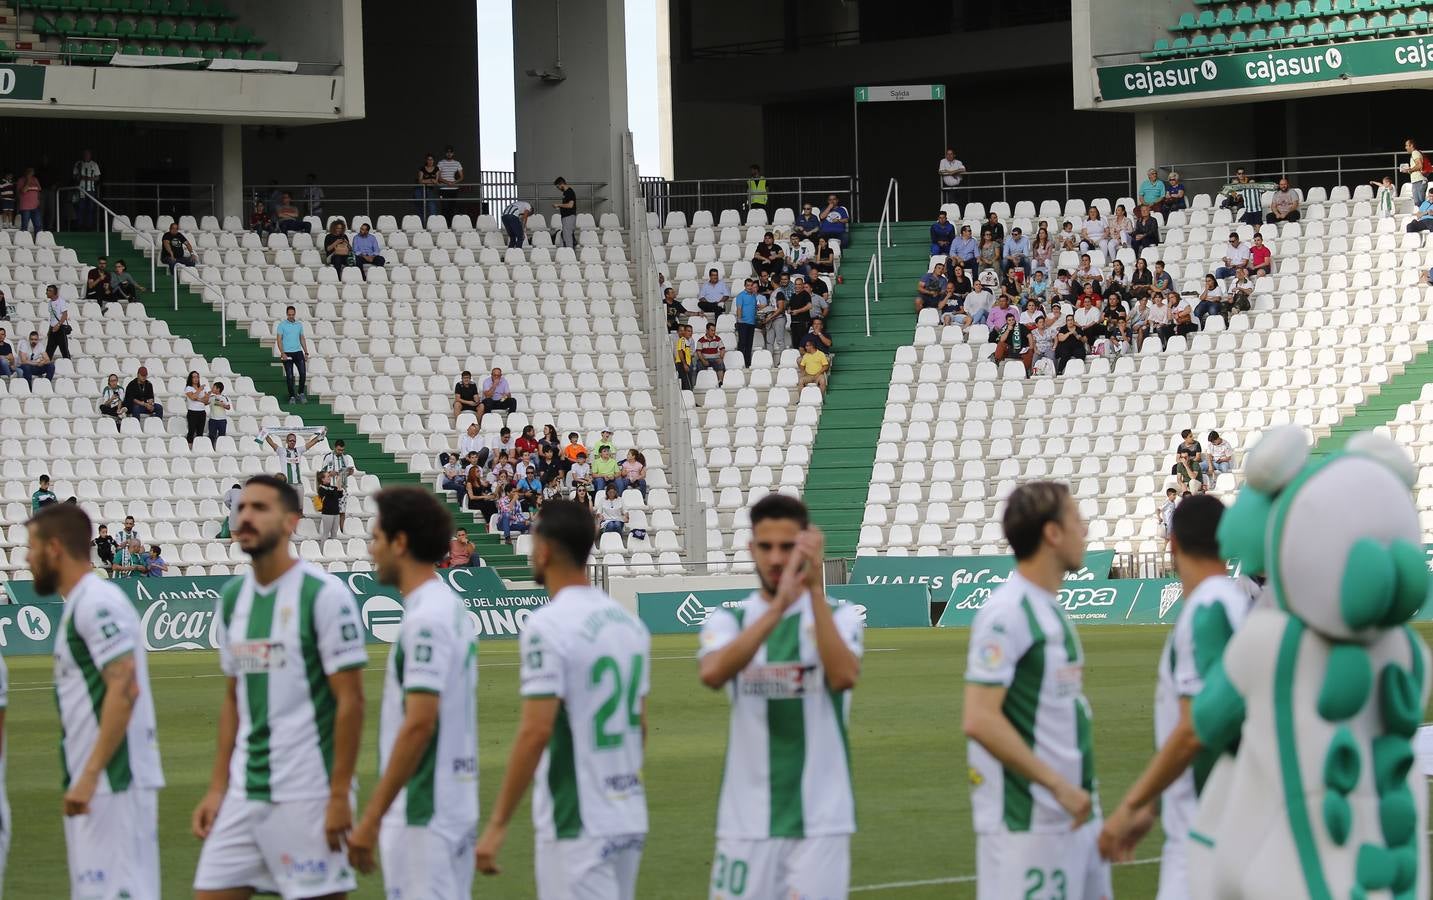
[1146,0,1432,59]
[1386,385,1433,536]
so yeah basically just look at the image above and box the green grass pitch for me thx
[6,624,1432,898]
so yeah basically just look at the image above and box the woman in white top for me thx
[1194,273,1229,328]
[1079,207,1107,255]
[1104,203,1133,261]
[98,373,126,428]
[597,485,626,534]
[183,370,210,448]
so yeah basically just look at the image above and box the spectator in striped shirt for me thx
[1219,168,1277,226]
[695,322,727,386]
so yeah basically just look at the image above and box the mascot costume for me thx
[1186,425,1431,899]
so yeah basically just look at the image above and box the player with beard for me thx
[192,474,368,900]
[697,494,863,899]
[348,487,479,898]
[476,500,652,900]
[28,502,164,899]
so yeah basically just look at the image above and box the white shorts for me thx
[709,834,850,900]
[976,820,1111,900]
[379,821,476,900]
[64,788,160,900]
[535,832,645,900]
[1157,832,1189,900]
[193,794,358,899]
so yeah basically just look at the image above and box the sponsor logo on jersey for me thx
[1053,663,1085,698]
[451,756,477,776]
[279,853,330,887]
[231,640,288,672]
[739,663,815,698]
[602,772,644,796]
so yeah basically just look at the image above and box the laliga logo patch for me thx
[1200,59,1218,80]
[676,594,712,627]
[977,640,1004,670]
[1324,47,1342,69]
[1159,583,1183,619]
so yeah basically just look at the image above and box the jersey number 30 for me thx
[591,654,644,750]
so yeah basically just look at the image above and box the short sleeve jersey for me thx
[519,586,651,841]
[965,572,1096,834]
[379,578,478,835]
[216,560,368,801]
[276,319,305,353]
[275,444,305,485]
[698,592,865,840]
[54,573,165,793]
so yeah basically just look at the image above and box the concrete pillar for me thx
[512,0,629,215]
[220,124,243,221]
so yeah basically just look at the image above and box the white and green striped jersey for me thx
[965,572,1096,834]
[275,446,305,485]
[1154,574,1250,835]
[216,559,368,802]
[53,573,165,794]
[698,591,865,840]
[378,578,478,836]
[519,585,651,841]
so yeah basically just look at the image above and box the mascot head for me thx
[1216,425,1428,642]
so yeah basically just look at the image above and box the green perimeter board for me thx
[848,549,1117,595]
[637,583,931,635]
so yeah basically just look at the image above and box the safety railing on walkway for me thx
[934,165,1139,211]
[57,183,216,229]
[1155,151,1406,201]
[243,177,608,226]
[862,177,899,339]
[639,174,859,224]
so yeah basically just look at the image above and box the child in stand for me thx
[1370,175,1396,218]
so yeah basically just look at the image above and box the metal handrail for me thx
[862,177,898,338]
[244,177,609,224]
[638,174,859,223]
[1155,150,1408,200]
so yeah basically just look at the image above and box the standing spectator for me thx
[447,529,474,568]
[1054,314,1087,374]
[93,525,117,572]
[674,323,695,390]
[144,544,169,577]
[597,485,627,535]
[745,164,768,212]
[993,315,1034,376]
[160,222,196,270]
[45,284,72,361]
[350,222,385,274]
[17,330,53,384]
[207,380,230,442]
[1265,178,1300,224]
[500,198,531,249]
[1371,175,1397,218]
[316,470,343,539]
[321,439,356,531]
[1408,187,1433,234]
[1161,172,1187,212]
[797,341,830,395]
[275,304,310,404]
[248,200,273,241]
[617,449,648,499]
[1159,488,1178,547]
[756,284,787,352]
[1130,204,1160,254]
[323,220,357,276]
[695,322,727,385]
[1248,233,1273,277]
[818,193,850,248]
[0,286,6,320]
[302,173,325,220]
[1137,168,1166,209]
[930,210,955,256]
[415,153,441,220]
[552,176,578,248]
[116,515,137,549]
[732,277,758,366]
[123,366,162,419]
[950,224,979,278]
[1212,232,1251,281]
[938,148,966,202]
[0,169,13,229]
[481,366,517,415]
[436,145,465,214]
[697,268,730,318]
[31,474,57,512]
[15,166,41,234]
[265,428,326,501]
[1401,138,1427,211]
[183,370,210,449]
[1219,168,1275,226]
[786,277,815,349]
[453,370,481,419]
[662,286,682,333]
[591,446,621,494]
[1002,227,1031,277]
[72,149,101,230]
[84,256,114,310]
[223,482,242,536]
[274,192,311,234]
[109,259,142,304]
[0,326,15,378]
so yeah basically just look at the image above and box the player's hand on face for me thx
[773,545,807,611]
[347,818,379,874]
[797,527,825,589]
[475,821,507,875]
[324,794,352,851]
[1053,781,1093,828]
[62,770,98,817]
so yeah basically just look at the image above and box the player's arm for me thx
[962,683,1091,826]
[64,653,138,816]
[801,529,860,691]
[307,430,326,450]
[475,696,559,875]
[699,605,783,689]
[349,690,439,872]
[194,675,240,837]
[322,663,364,852]
[1099,695,1201,860]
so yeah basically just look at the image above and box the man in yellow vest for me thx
[746,164,768,212]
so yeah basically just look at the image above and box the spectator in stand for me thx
[1137,168,1166,209]
[1228,266,1256,312]
[810,236,837,276]
[466,466,497,518]
[662,286,682,334]
[561,432,588,470]
[447,529,474,569]
[1144,292,1170,346]
[1248,233,1273,278]
[111,538,144,578]
[1024,271,1050,306]
[1401,139,1428,211]
[0,326,13,378]
[745,164,768,212]
[1002,227,1031,277]
[110,259,142,305]
[1265,178,1301,224]
[756,283,787,352]
[674,323,695,390]
[1220,168,1275,226]
[1128,297,1152,351]
[1207,431,1236,475]
[786,276,815,349]
[1369,175,1396,218]
[1103,260,1128,301]
[732,277,758,366]
[1073,255,1103,292]
[1407,187,1433,234]
[566,451,593,496]
[993,314,1034,375]
[515,424,539,457]
[121,365,162,420]
[481,366,517,415]
[323,220,357,276]
[17,330,53,384]
[1173,448,1206,494]
[32,474,57,511]
[806,317,833,354]
[93,524,116,571]
[85,256,114,310]
[1029,225,1053,276]
[316,470,343,539]
[320,439,356,531]
[617,449,648,499]
[1160,290,1197,347]
[916,261,947,315]
[183,370,210,448]
[818,193,850,248]
[453,370,481,419]
[947,264,973,303]
[1213,232,1251,281]
[552,176,578,248]
[266,429,325,502]
[1018,297,1044,327]
[1151,260,1175,295]
[697,268,730,318]
[976,231,1001,276]
[963,274,994,325]
[437,146,465,213]
[1031,314,1058,372]
[597,485,627,535]
[457,422,489,467]
[751,232,784,278]
[1128,257,1154,300]
[275,304,310,404]
[197,376,226,441]
[797,340,830,395]
[1054,314,1087,374]
[591,446,620,494]
[949,224,979,279]
[930,210,955,257]
[351,222,385,274]
[501,199,533,250]
[496,488,530,543]
[1161,172,1187,213]
[1055,220,1079,253]
[1105,204,1133,260]
[439,453,465,502]
[45,284,72,361]
[1073,292,1103,343]
[938,148,966,202]
[274,193,311,234]
[1130,204,1160,254]
[491,425,517,461]
[786,234,814,281]
[415,153,441,220]
[0,287,7,320]
[980,211,1005,246]
[16,166,41,234]
[160,222,196,270]
[248,200,273,241]
[116,515,138,549]
[1078,207,1107,254]
[0,170,14,229]
[695,322,727,385]
[986,292,1017,333]
[793,202,821,241]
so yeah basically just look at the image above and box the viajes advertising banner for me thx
[636,583,931,635]
[0,568,549,655]
[939,578,1189,628]
[1096,37,1433,103]
[847,550,1118,595]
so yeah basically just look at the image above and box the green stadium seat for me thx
[134,19,154,38]
[1313,0,1332,14]
[114,0,134,8]
[120,41,139,53]
[114,18,133,37]
[54,15,77,33]
[1273,1,1293,18]
[92,17,114,35]
[73,15,94,33]
[1287,21,1308,38]
[142,43,160,55]
[154,19,173,39]
[33,15,55,35]
[1196,9,1217,28]
[1190,32,1211,50]
[1326,17,1348,36]
[201,47,217,59]
[1254,2,1276,20]
[260,50,277,61]
[221,47,239,59]
[1267,22,1288,41]
[1301,20,1326,40]
[154,0,175,13]
[1408,9,1427,27]
[183,43,201,56]
[1248,25,1271,44]
[1210,32,1231,49]
[1216,7,1236,25]
[173,0,194,13]
[162,43,181,56]
[194,22,214,41]
[1227,28,1248,46]
[1172,35,1191,53]
[1175,12,1197,30]
[214,22,233,41]
[1363,12,1385,32]
[1346,14,1366,32]
[1334,0,1353,11]
[1381,11,1407,33]
[1235,4,1255,23]
[1143,38,1170,60]
[1289,0,1312,18]
[173,21,194,40]
[240,47,258,60]
[234,24,255,43]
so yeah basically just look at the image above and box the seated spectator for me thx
[797,341,830,395]
[561,432,588,471]
[481,366,517,415]
[124,366,163,419]
[980,211,1005,245]
[1023,270,1050,306]
[1159,291,1197,347]
[1129,297,1152,351]
[566,452,593,494]
[1207,431,1236,475]
[97,373,126,423]
[1160,172,1187,212]
[456,422,489,467]
[976,232,1001,275]
[440,452,466,502]
[514,424,539,457]
[1130,204,1160,254]
[594,427,616,458]
[818,193,850,248]
[597,485,627,535]
[591,446,621,494]
[810,237,836,276]
[465,464,497,519]
[1102,260,1128,302]
[617,449,648,499]
[963,275,995,325]
[1137,168,1166,209]
[274,192,311,233]
[1104,205,1133,261]
[1409,187,1433,233]
[1248,233,1273,277]
[793,202,821,240]
[949,224,979,277]
[1054,221,1079,252]
[351,222,386,273]
[249,200,273,240]
[109,259,143,305]
[1054,314,1088,374]
[993,315,1034,375]
[1212,232,1251,281]
[453,370,481,419]
[1073,292,1104,343]
[695,322,727,385]
[1001,227,1031,277]
[1099,291,1128,323]
[939,284,970,329]
[540,470,568,505]
[1029,226,1054,275]
[1173,448,1206,494]
[930,210,955,257]
[946,264,973,301]
[986,292,1017,332]
[447,529,474,568]
[1098,314,1133,359]
[806,317,833,354]
[1031,314,1058,372]
[93,524,117,571]
[786,236,814,281]
[490,448,516,484]
[515,465,543,506]
[497,487,530,543]
[0,326,12,377]
[32,474,57,511]
[916,261,947,314]
[1265,178,1300,224]
[160,222,196,270]
[1078,208,1106,253]
[1228,266,1255,313]
[1144,292,1170,347]
[85,255,114,309]
[1018,297,1044,327]
[751,231,785,278]
[323,220,357,276]
[1128,257,1154,300]
[1151,260,1174,295]
[1073,254,1103,292]
[674,323,695,390]
[17,330,54,384]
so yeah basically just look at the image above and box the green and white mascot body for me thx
[1187,425,1431,899]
